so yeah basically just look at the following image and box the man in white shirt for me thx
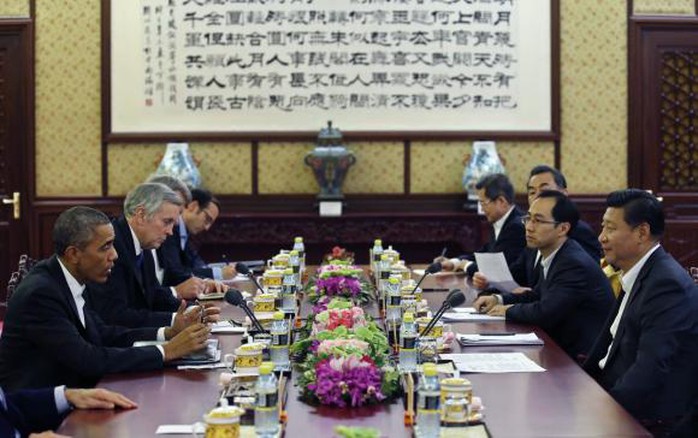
[584,189,698,436]
[0,206,210,391]
[435,173,526,277]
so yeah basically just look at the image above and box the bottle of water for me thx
[289,250,301,289]
[379,254,391,308]
[293,236,305,270]
[416,363,441,438]
[386,277,402,323]
[372,238,383,273]
[281,268,297,312]
[255,362,279,437]
[270,312,290,369]
[399,312,418,372]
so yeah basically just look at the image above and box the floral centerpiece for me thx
[293,298,400,407]
[306,261,373,304]
[323,246,355,264]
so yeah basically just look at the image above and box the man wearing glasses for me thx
[435,173,526,277]
[473,191,613,360]
[158,188,237,284]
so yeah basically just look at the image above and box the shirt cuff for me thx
[54,385,71,414]
[495,294,504,305]
[448,258,465,271]
[170,287,178,298]
[170,313,176,325]
[211,266,222,280]
[157,326,167,341]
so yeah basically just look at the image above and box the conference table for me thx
[59,268,650,437]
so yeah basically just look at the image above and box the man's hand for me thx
[162,323,210,361]
[203,279,229,295]
[201,302,221,323]
[433,256,455,271]
[65,388,138,410]
[487,304,512,317]
[472,272,489,290]
[511,287,532,295]
[221,264,236,280]
[473,296,497,314]
[174,277,206,300]
[165,301,200,339]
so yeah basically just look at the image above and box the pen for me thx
[440,247,448,258]
[195,299,205,324]
[421,288,449,292]
[478,332,516,336]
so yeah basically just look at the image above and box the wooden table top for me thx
[59,268,649,437]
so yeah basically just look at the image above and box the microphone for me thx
[236,262,266,295]
[224,289,268,334]
[410,261,443,295]
[419,289,465,338]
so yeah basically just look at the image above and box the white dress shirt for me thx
[598,244,660,369]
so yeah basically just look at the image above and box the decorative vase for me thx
[304,122,356,200]
[462,141,506,202]
[155,143,202,188]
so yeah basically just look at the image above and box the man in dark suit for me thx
[525,165,602,260]
[474,191,614,359]
[1,386,136,437]
[159,188,236,286]
[584,189,698,436]
[435,173,526,277]
[0,206,210,392]
[89,183,219,328]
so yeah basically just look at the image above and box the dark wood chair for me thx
[3,254,37,307]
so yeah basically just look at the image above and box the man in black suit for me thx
[1,386,136,437]
[159,188,236,286]
[474,191,614,360]
[584,189,698,436]
[89,183,219,328]
[435,173,526,277]
[0,206,210,392]
[474,165,604,290]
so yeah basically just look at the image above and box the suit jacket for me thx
[508,220,603,289]
[0,386,65,437]
[463,207,527,277]
[87,216,180,328]
[584,247,698,422]
[158,221,213,287]
[570,219,603,261]
[503,239,614,359]
[0,256,163,392]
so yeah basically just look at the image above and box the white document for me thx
[457,332,544,346]
[449,307,477,313]
[442,312,505,322]
[210,321,247,334]
[177,363,228,370]
[439,352,546,373]
[156,424,204,434]
[474,252,520,293]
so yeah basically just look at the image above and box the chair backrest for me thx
[689,267,698,285]
[4,254,37,306]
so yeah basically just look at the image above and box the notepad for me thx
[458,332,543,346]
[440,352,546,373]
[442,312,505,322]
[210,321,247,334]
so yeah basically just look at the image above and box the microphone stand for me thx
[419,302,451,338]
[240,301,268,334]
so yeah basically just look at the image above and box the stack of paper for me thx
[442,312,505,322]
[440,352,546,373]
[458,332,543,346]
[210,321,246,334]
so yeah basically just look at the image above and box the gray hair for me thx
[146,174,192,204]
[123,183,183,220]
[53,206,111,256]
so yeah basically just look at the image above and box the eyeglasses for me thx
[478,198,494,206]
[521,215,560,227]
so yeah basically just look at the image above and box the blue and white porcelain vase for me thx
[462,141,505,202]
[155,143,202,188]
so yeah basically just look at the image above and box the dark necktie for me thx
[135,252,145,283]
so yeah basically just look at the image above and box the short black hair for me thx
[529,165,567,189]
[537,190,579,233]
[190,188,220,211]
[606,189,664,238]
[475,173,515,204]
[53,206,111,256]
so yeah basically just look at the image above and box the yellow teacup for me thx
[225,343,264,374]
[416,317,443,338]
[252,294,275,313]
[263,269,284,287]
[199,404,245,438]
